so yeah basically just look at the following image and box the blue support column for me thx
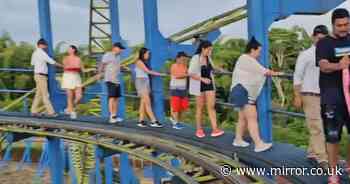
[119,153,139,184]
[104,156,114,184]
[38,0,65,112]
[247,0,276,143]
[95,147,103,184]
[47,138,64,184]
[37,141,49,176]
[17,138,33,171]
[142,0,173,121]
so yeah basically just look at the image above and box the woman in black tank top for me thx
[191,41,224,138]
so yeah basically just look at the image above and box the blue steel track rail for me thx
[0,112,333,184]
[0,113,275,184]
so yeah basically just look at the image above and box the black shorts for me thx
[106,82,121,98]
[200,82,214,92]
[321,103,350,143]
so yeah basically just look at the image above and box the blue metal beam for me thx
[47,138,64,184]
[38,0,65,113]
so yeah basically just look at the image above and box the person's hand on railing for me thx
[55,63,63,68]
[200,77,211,84]
[265,69,284,76]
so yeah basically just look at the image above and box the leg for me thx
[74,87,83,106]
[235,110,248,142]
[36,75,55,114]
[302,96,327,162]
[195,95,205,130]
[321,104,343,173]
[66,90,74,113]
[242,105,264,146]
[170,96,180,123]
[109,97,117,117]
[31,75,43,114]
[143,94,157,122]
[205,91,218,130]
[138,97,145,122]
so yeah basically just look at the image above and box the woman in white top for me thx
[230,37,280,152]
[189,40,225,138]
[135,48,166,128]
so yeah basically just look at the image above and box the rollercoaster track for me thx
[0,113,274,184]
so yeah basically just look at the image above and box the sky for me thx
[0,0,350,46]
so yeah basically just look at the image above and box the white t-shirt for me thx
[231,54,267,101]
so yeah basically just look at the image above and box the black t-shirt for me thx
[316,35,350,105]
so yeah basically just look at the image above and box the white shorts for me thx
[62,72,82,90]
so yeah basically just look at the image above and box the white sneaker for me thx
[232,140,250,147]
[115,117,123,123]
[254,143,272,153]
[70,111,77,119]
[169,117,177,125]
[109,116,117,124]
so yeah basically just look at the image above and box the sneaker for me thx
[137,121,147,127]
[211,129,224,137]
[232,139,250,147]
[195,129,206,138]
[47,113,58,118]
[63,108,70,115]
[169,117,177,124]
[31,113,42,117]
[328,175,340,184]
[115,117,123,123]
[254,143,273,153]
[150,121,163,128]
[109,116,118,124]
[172,123,185,130]
[70,111,77,119]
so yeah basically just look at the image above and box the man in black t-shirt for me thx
[316,8,350,184]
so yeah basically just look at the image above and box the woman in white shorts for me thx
[61,45,83,119]
[135,48,165,128]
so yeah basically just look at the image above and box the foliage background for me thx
[0,27,348,156]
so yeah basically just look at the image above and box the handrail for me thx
[0,68,33,72]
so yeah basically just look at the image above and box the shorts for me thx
[200,82,214,92]
[62,72,82,90]
[321,103,350,143]
[106,82,121,98]
[135,78,150,96]
[171,96,189,112]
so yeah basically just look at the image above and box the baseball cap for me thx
[176,51,190,58]
[313,25,329,36]
[112,42,126,49]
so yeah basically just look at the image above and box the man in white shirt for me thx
[31,39,62,116]
[293,25,329,166]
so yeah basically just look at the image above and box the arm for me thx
[136,60,164,76]
[41,50,61,67]
[292,53,307,109]
[319,57,349,73]
[316,38,349,73]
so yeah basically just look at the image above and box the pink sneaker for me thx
[211,129,224,137]
[196,129,206,138]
